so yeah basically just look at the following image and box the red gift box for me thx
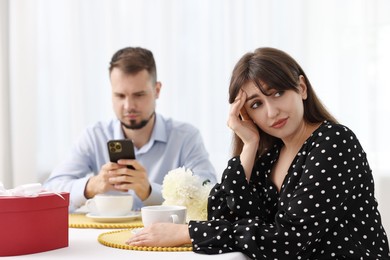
[0,192,69,256]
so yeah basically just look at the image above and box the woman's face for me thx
[241,77,307,142]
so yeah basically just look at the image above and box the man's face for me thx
[110,68,161,130]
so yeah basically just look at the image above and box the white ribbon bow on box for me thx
[0,182,65,199]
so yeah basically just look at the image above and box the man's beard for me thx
[121,111,155,130]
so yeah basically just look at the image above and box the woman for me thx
[127,47,390,259]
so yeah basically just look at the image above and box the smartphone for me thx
[107,139,135,169]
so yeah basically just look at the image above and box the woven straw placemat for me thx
[69,213,143,229]
[98,229,193,252]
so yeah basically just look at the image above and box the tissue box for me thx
[0,192,69,256]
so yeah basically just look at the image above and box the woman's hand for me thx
[227,90,260,146]
[126,223,191,247]
[227,89,260,181]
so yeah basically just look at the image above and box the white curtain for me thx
[1,0,390,188]
[0,0,12,187]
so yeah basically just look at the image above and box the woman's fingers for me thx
[240,106,251,121]
[228,90,247,128]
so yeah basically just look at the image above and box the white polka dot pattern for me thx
[189,122,390,259]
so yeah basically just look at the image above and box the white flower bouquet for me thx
[162,167,212,222]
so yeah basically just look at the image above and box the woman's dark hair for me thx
[109,47,157,84]
[229,47,338,157]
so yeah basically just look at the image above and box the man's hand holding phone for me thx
[84,140,151,201]
[108,159,151,201]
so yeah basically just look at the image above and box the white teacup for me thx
[141,205,187,227]
[86,194,133,216]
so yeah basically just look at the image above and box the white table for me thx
[2,228,250,260]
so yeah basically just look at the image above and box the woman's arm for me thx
[227,90,260,181]
[207,156,273,223]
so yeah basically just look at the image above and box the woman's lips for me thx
[271,118,287,129]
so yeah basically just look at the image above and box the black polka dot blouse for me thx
[189,121,390,259]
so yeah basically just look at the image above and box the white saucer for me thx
[86,212,141,223]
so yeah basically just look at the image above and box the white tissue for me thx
[0,182,65,200]
[0,182,43,197]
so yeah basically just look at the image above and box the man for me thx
[44,47,217,212]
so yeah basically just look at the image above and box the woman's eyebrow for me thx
[245,93,259,103]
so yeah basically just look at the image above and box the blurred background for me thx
[1,0,390,227]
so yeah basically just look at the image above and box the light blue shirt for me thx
[44,114,217,212]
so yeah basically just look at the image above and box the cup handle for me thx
[170,214,179,224]
[86,199,97,214]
